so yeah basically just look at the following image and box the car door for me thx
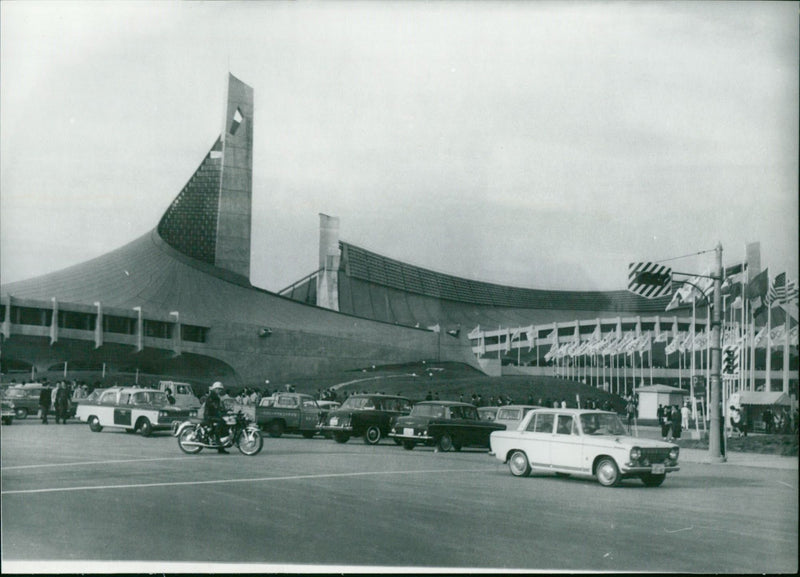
[523,412,555,468]
[113,392,132,426]
[549,414,583,472]
[300,397,321,430]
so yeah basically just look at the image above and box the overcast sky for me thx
[2,1,798,294]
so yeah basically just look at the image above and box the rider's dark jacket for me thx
[204,390,224,422]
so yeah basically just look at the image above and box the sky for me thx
[1,1,798,294]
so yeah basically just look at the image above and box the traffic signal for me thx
[723,346,739,375]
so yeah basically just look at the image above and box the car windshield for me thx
[410,404,446,418]
[3,389,30,399]
[580,413,627,436]
[132,391,168,405]
[340,397,377,410]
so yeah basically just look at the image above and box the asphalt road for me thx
[2,419,797,573]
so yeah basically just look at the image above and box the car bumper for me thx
[320,425,354,433]
[388,432,433,442]
[621,464,680,475]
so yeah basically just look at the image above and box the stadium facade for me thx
[4,74,791,390]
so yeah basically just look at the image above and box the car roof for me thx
[416,401,475,407]
[497,404,540,410]
[348,393,410,400]
[531,408,615,415]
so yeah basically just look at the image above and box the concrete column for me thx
[316,213,340,311]
[94,302,103,349]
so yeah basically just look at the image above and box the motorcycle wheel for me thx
[178,426,203,454]
[237,428,264,456]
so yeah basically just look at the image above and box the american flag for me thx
[768,273,799,306]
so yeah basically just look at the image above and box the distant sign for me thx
[628,262,672,299]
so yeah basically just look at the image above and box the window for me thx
[529,413,554,433]
[556,415,574,435]
[99,391,116,404]
[276,396,298,408]
[119,393,130,405]
[105,315,135,334]
[181,325,207,343]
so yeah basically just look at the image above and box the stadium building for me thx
[2,75,794,393]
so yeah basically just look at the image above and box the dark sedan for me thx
[389,401,506,452]
[320,394,412,445]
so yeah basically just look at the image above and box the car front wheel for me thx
[364,425,382,445]
[508,450,531,477]
[15,408,27,420]
[596,457,621,487]
[402,440,415,450]
[333,432,350,444]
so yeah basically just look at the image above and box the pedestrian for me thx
[54,381,71,424]
[625,399,636,431]
[670,405,682,441]
[659,405,670,440]
[39,384,53,424]
[730,405,743,437]
[681,403,690,431]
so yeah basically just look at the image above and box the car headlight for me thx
[669,447,679,461]
[629,447,641,461]
[159,410,168,418]
[189,410,197,417]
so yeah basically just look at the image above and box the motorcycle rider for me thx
[204,381,229,454]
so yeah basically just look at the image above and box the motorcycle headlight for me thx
[629,447,641,461]
[669,447,679,461]
[159,410,168,418]
[189,410,197,417]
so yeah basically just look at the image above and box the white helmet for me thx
[210,381,224,391]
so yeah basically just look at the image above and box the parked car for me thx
[320,394,412,444]
[157,380,201,410]
[477,406,499,421]
[75,386,198,436]
[389,401,506,452]
[494,404,540,431]
[256,393,329,438]
[489,409,679,487]
[0,383,72,419]
[2,399,15,425]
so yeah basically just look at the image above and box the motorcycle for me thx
[172,411,263,456]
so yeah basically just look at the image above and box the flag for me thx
[721,263,746,298]
[753,326,768,348]
[746,268,769,316]
[665,334,682,355]
[665,275,713,311]
[768,273,799,306]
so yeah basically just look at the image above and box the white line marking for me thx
[2,456,193,470]
[1,467,492,495]
[777,480,794,489]
[665,526,694,533]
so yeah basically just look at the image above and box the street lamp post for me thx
[708,243,725,461]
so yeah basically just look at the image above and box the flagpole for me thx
[749,307,756,391]
[691,299,696,401]
[766,304,772,391]
[783,309,790,393]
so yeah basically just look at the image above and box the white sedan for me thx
[489,409,679,487]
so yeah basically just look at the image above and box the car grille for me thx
[640,448,671,463]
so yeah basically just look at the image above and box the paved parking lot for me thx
[2,419,797,573]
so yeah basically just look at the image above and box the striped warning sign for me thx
[627,262,672,299]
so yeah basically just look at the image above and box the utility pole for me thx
[708,243,725,461]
